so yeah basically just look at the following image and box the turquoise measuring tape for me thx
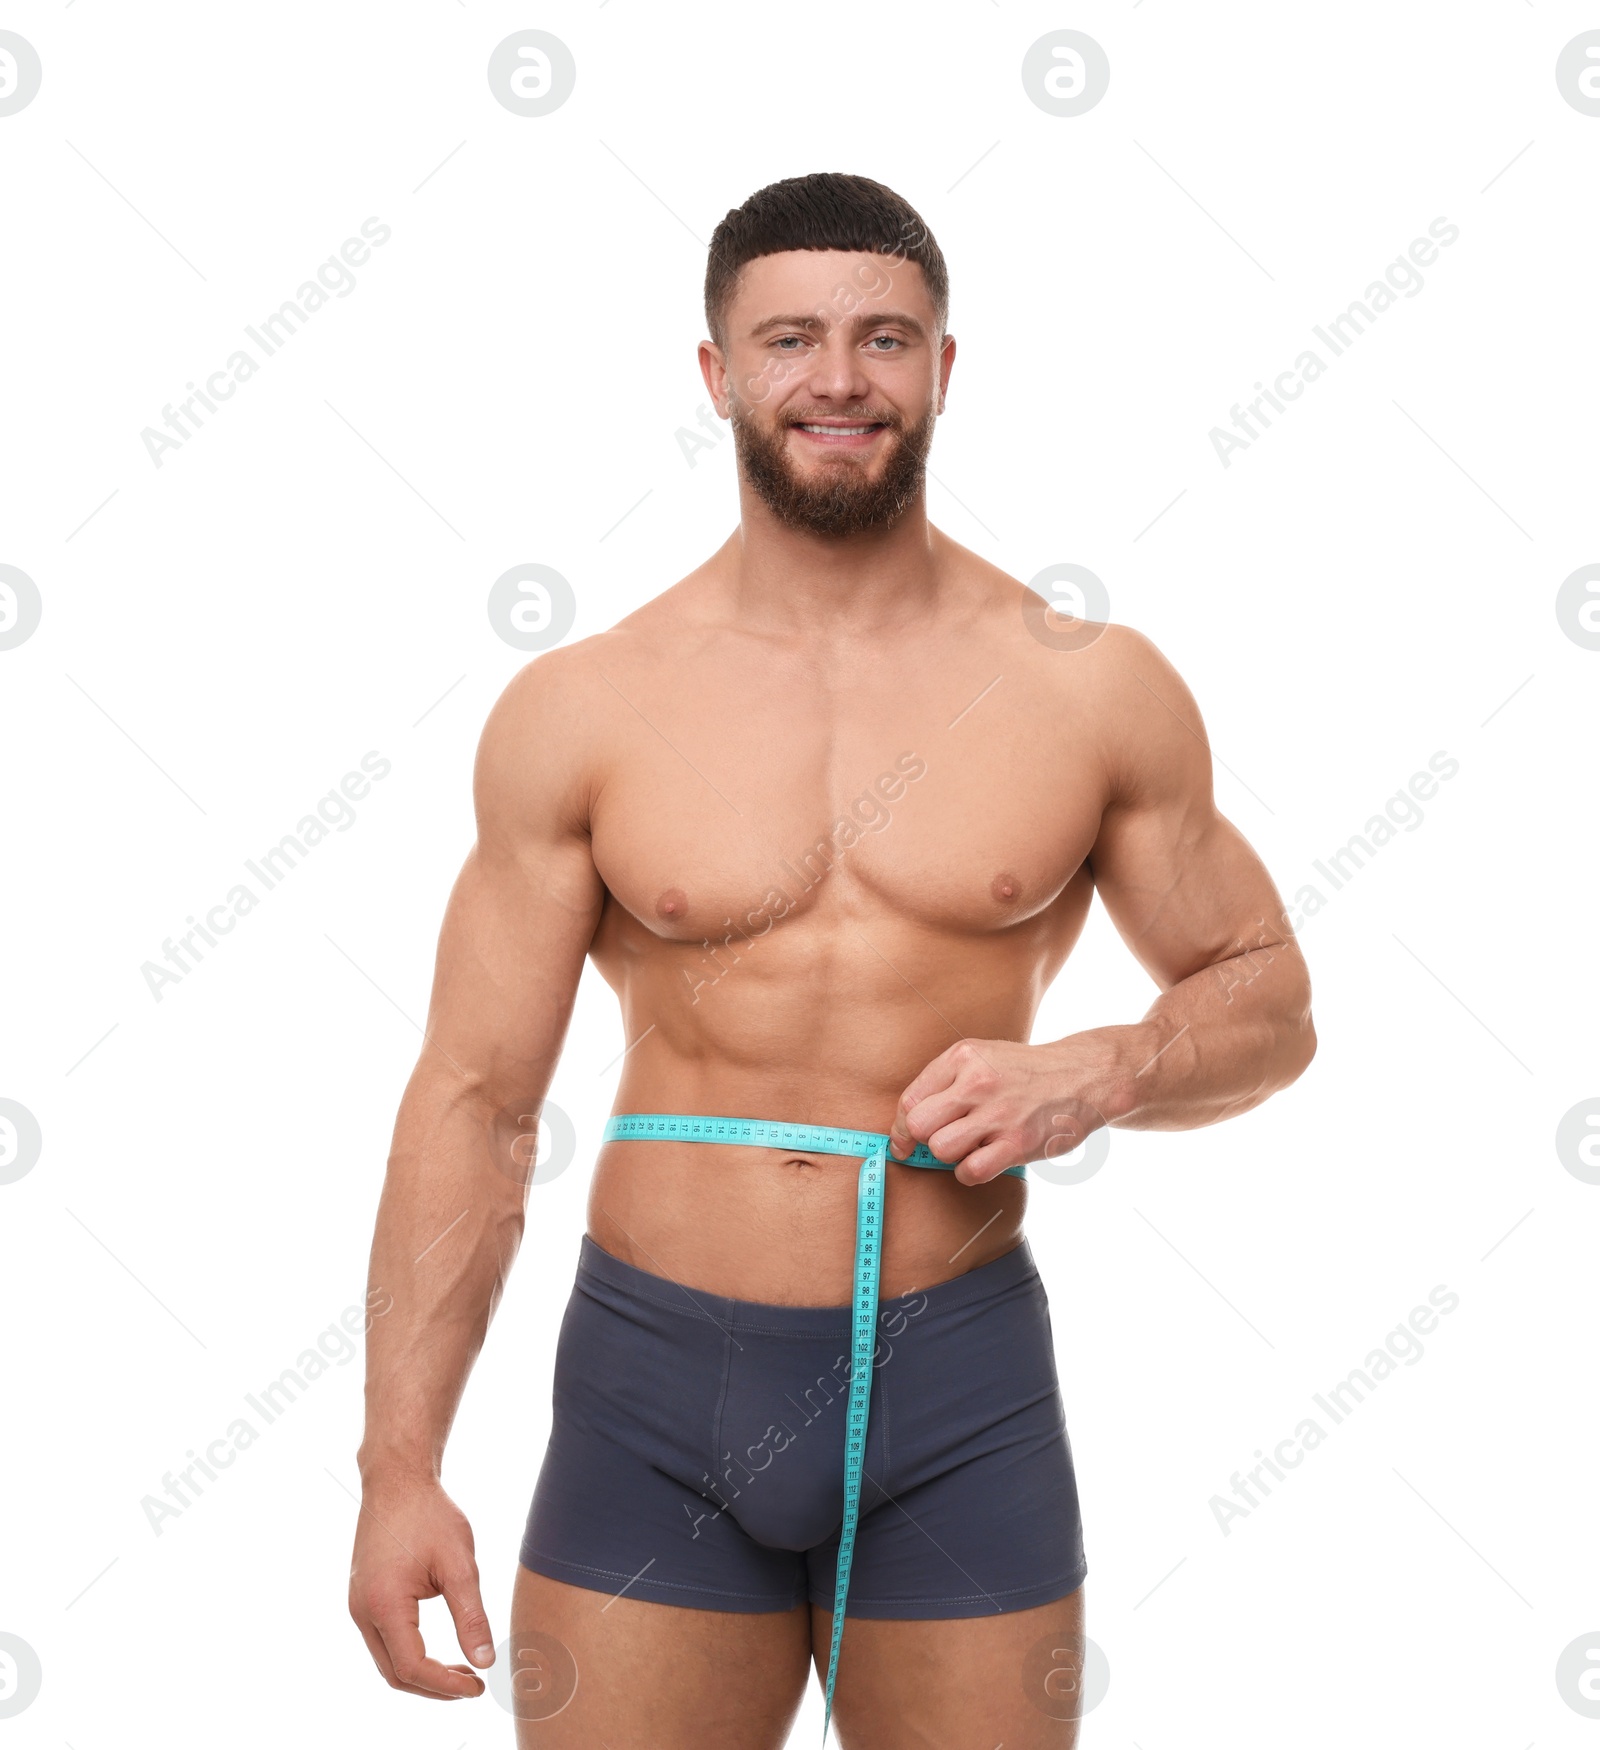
[601,1112,1026,1743]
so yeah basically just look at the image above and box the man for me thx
[347,172,1316,1748]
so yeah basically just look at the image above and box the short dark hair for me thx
[704,172,948,350]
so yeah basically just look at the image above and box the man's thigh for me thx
[815,1584,1087,1750]
[508,1563,813,1749]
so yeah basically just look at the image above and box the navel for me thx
[655,887,689,920]
[990,871,1023,905]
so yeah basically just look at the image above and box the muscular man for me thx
[348,172,1316,1748]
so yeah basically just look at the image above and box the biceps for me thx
[424,835,605,1094]
[1089,799,1290,989]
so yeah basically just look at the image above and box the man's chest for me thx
[586,677,1104,943]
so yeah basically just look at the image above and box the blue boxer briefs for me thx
[519,1231,1087,1619]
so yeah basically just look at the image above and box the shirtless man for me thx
[347,172,1316,1748]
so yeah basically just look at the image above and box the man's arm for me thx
[888,626,1316,1182]
[348,648,605,1699]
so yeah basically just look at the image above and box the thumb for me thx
[887,1095,915,1158]
[441,1559,494,1668]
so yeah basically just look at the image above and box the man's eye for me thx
[867,335,902,351]
[773,336,805,350]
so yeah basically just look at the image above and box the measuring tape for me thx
[600,1112,1027,1743]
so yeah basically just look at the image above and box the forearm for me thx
[1063,936,1316,1133]
[356,1065,530,1486]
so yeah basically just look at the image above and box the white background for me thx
[2,2,1597,1744]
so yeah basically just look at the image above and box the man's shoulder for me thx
[475,579,708,799]
[490,595,688,720]
[965,554,1204,793]
[970,553,1177,705]
[1059,620,1183,711]
[508,571,708,689]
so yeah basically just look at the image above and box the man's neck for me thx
[710,491,951,637]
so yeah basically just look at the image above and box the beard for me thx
[728,400,937,538]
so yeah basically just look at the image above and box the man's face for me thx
[702,250,954,538]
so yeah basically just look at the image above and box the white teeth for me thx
[798,423,876,435]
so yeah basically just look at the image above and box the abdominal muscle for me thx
[587,1136,1026,1306]
[582,977,1034,1305]
[577,845,1083,1304]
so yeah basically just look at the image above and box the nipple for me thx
[655,887,688,920]
[990,872,1023,904]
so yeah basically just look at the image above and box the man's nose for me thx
[801,335,872,402]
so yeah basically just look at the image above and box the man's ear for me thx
[698,337,729,414]
[937,330,957,413]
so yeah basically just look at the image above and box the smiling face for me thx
[702,249,955,538]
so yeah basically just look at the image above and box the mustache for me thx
[781,410,899,427]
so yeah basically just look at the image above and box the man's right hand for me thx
[347,1474,495,1699]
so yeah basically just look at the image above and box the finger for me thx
[888,1049,965,1153]
[441,1558,495,1668]
[370,1589,486,1699]
[926,1112,1005,1172]
[887,1096,928,1159]
[951,1135,1024,1185]
[904,1087,986,1161]
[892,1072,975,1156]
[354,1612,458,1700]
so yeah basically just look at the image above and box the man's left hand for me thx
[887,1035,1125,1185]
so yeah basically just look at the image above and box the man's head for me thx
[700,173,954,539]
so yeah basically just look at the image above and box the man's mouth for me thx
[790,419,888,448]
